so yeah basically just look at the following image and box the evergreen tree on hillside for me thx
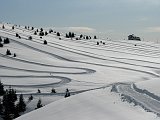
[0,37,2,42]
[57,32,60,36]
[4,38,10,44]
[16,33,19,37]
[40,28,43,32]
[34,31,37,35]
[49,29,53,33]
[45,31,48,36]
[86,36,89,40]
[80,34,83,39]
[0,99,3,115]
[0,81,5,96]
[13,53,16,57]
[94,35,97,39]
[64,88,70,98]
[71,32,75,38]
[6,49,11,55]
[36,99,43,109]
[12,26,14,30]
[66,33,69,38]
[0,43,3,47]
[2,87,19,119]
[43,40,47,45]
[28,94,33,101]
[39,31,44,36]
[28,36,32,40]
[16,94,26,113]
[2,25,5,29]
[51,88,56,93]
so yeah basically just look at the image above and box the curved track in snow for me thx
[116,83,160,116]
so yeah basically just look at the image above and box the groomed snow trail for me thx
[117,83,160,116]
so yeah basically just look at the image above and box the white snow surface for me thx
[0,23,160,120]
[16,88,158,120]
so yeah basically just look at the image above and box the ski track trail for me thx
[116,83,160,116]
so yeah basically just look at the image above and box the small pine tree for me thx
[36,29,39,32]
[28,36,32,40]
[16,33,19,37]
[13,53,16,57]
[28,94,33,101]
[36,99,43,109]
[37,89,41,93]
[40,28,43,32]
[34,31,37,35]
[0,99,3,115]
[49,29,53,33]
[66,33,69,38]
[0,37,2,42]
[45,31,48,36]
[12,26,14,30]
[43,40,47,45]
[25,26,27,29]
[0,81,5,96]
[86,36,89,40]
[51,88,56,93]
[0,43,3,47]
[57,32,60,36]
[80,34,83,39]
[2,25,5,29]
[31,27,34,30]
[64,88,70,98]
[16,94,26,113]
[2,87,19,119]
[4,38,10,44]
[71,32,75,38]
[94,35,97,39]
[6,49,11,55]
[97,42,99,45]
[39,31,44,36]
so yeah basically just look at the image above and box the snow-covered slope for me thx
[0,23,160,120]
[16,87,158,120]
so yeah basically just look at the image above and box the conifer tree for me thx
[0,81,5,96]
[51,88,56,93]
[2,25,5,29]
[16,94,26,113]
[64,88,70,98]
[4,38,10,44]
[34,31,37,35]
[44,40,47,45]
[36,99,43,109]
[6,49,11,55]
[57,32,60,36]
[0,98,3,115]
[0,36,2,42]
[28,94,33,101]
[0,42,3,47]
[2,87,19,119]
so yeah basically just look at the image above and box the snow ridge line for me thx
[132,84,160,102]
